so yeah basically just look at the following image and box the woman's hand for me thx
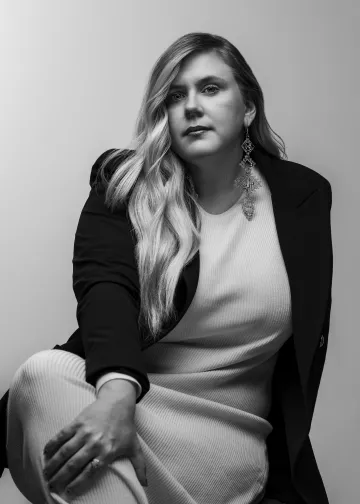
[42,380,147,498]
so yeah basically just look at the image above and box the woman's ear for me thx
[244,102,256,127]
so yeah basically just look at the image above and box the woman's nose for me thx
[184,91,202,110]
[185,101,203,117]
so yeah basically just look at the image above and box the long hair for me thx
[95,32,287,343]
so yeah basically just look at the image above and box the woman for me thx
[0,32,332,504]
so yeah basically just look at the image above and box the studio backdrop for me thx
[1,0,358,502]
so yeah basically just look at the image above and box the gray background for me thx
[1,0,358,502]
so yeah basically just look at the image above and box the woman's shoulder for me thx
[89,148,135,189]
[81,148,136,218]
[276,156,331,191]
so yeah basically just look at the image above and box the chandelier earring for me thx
[187,123,262,221]
[234,124,262,220]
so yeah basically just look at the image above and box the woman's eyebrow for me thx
[169,75,227,91]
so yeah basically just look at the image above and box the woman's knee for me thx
[11,349,82,390]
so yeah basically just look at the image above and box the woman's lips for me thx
[187,129,210,136]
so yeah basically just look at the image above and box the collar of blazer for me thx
[148,147,332,413]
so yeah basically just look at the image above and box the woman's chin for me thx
[185,143,221,157]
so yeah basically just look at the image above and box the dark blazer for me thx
[0,147,333,504]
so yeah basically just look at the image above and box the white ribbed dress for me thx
[134,164,293,504]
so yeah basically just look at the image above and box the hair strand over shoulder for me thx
[96,32,286,343]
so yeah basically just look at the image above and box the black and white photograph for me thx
[0,1,358,503]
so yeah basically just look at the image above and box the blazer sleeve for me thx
[306,177,333,416]
[73,149,150,402]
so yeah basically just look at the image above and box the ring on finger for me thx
[90,458,104,472]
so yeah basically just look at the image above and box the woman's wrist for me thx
[97,378,137,404]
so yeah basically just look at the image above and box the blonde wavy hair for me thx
[94,32,286,343]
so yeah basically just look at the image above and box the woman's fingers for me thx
[41,396,147,497]
[46,441,100,494]
[43,431,85,482]
[43,423,77,460]
[64,457,106,497]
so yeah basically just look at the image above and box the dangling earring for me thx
[234,125,262,221]
[187,124,262,221]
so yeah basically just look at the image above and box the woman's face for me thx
[166,51,253,164]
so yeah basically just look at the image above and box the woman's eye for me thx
[169,92,182,102]
[203,85,219,94]
[168,85,219,103]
